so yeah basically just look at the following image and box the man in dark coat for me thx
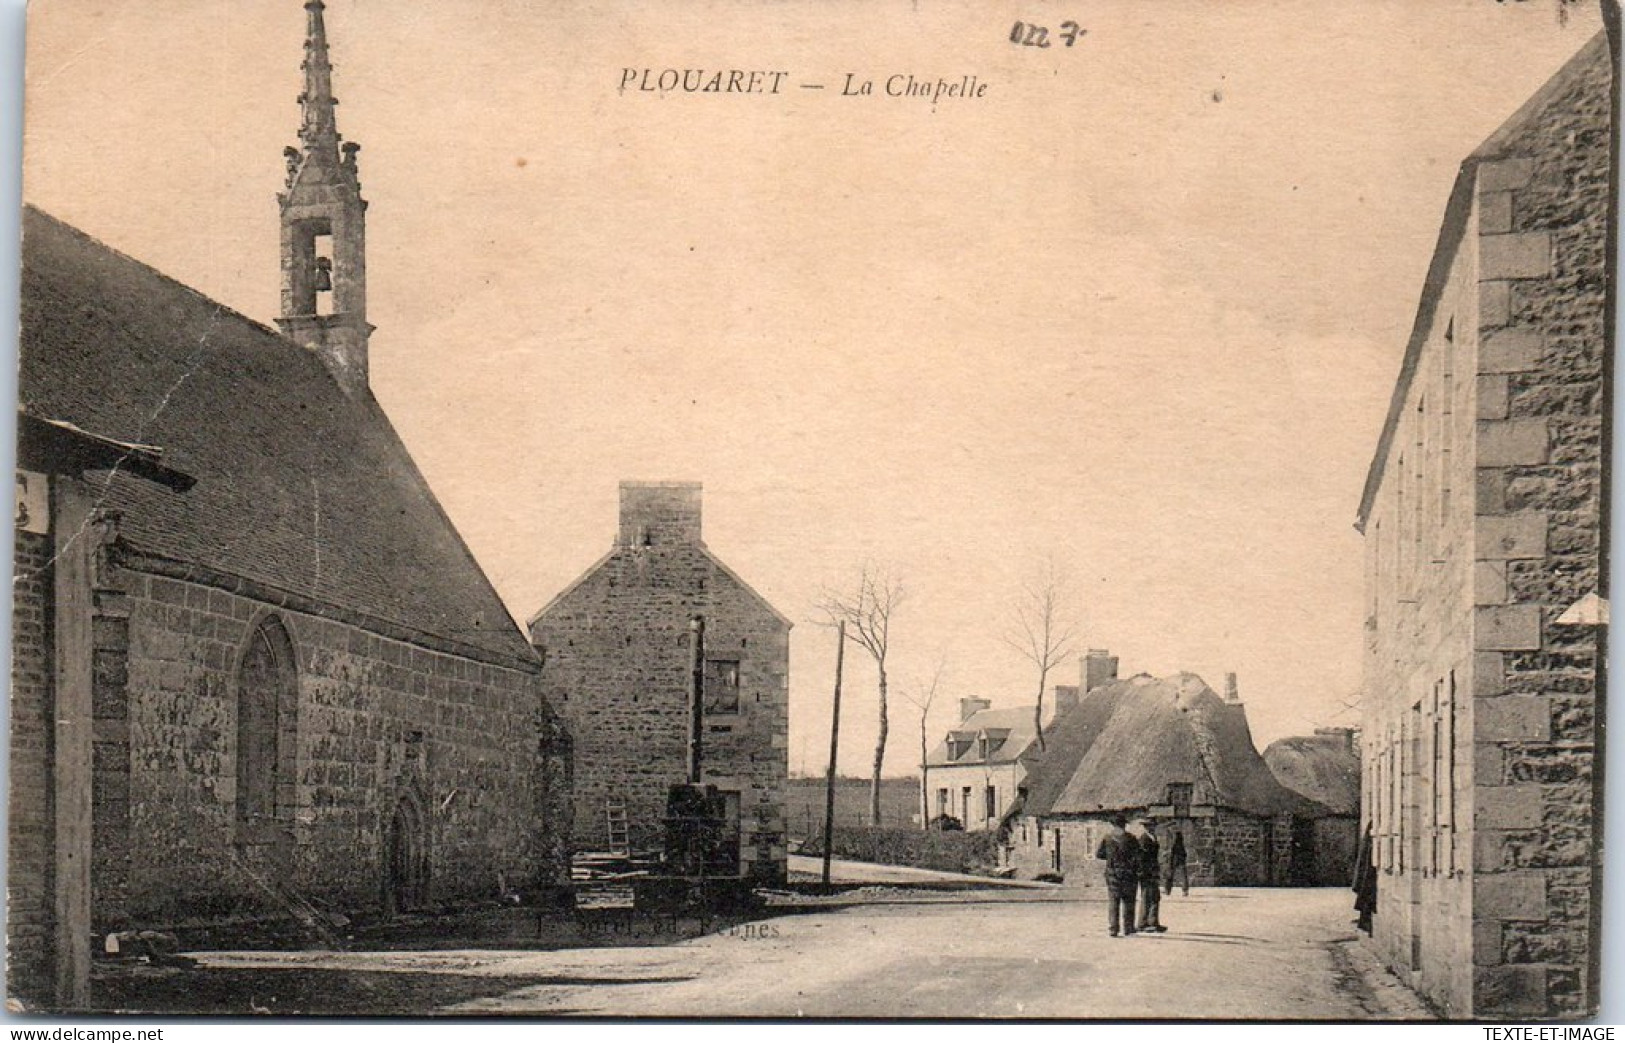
[1135,820,1166,932]
[1095,814,1139,937]
[1352,824,1377,934]
[1164,829,1190,896]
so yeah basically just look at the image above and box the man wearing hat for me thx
[1095,814,1140,936]
[1135,819,1167,932]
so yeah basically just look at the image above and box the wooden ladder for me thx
[605,798,630,856]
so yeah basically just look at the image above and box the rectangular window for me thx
[1374,737,1385,869]
[1441,320,1455,527]
[1430,681,1442,875]
[1404,702,1423,876]
[961,786,972,823]
[1445,671,1459,874]
[985,785,997,822]
[1372,739,1382,869]
[704,658,741,714]
[1397,451,1409,597]
[1387,727,1399,872]
[1167,782,1193,818]
[1415,399,1426,562]
[936,788,948,819]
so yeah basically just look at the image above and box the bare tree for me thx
[899,653,949,831]
[1001,556,1081,753]
[818,563,907,826]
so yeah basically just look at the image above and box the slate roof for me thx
[925,706,1039,767]
[1019,673,1312,819]
[19,207,538,667]
[1263,734,1360,817]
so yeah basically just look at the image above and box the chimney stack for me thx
[959,697,992,722]
[618,481,703,548]
[1082,649,1118,692]
[1315,726,1357,754]
[1224,672,1240,704]
[1052,684,1080,716]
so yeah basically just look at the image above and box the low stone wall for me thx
[800,826,1000,875]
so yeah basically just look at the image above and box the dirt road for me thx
[164,887,1433,1019]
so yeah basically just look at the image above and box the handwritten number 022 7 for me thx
[1009,20,1085,48]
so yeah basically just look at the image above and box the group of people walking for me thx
[1094,815,1188,936]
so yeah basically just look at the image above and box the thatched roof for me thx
[1019,673,1311,819]
[1264,733,1360,816]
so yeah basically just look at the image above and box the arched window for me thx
[236,615,298,841]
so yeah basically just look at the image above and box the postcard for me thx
[8,0,1613,1021]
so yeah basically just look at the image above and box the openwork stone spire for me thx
[277,0,373,398]
[298,0,339,151]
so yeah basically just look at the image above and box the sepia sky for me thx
[20,0,1604,779]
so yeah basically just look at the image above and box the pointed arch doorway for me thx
[383,791,429,915]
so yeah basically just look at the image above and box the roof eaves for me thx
[1355,167,1474,533]
[19,411,196,492]
[121,546,544,674]
[526,546,617,628]
[1357,32,1613,533]
[701,544,794,629]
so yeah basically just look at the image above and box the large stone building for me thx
[8,2,569,1009]
[1004,670,1314,885]
[1354,32,1610,1019]
[529,482,790,884]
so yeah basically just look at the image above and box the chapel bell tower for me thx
[277,0,372,397]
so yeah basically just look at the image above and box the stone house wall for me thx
[924,761,1024,830]
[1003,812,1283,887]
[1359,36,1608,1019]
[94,565,565,930]
[1464,36,1609,1018]
[8,528,55,1002]
[530,485,790,884]
[1359,172,1479,1016]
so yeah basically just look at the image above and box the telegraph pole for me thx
[821,621,846,889]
